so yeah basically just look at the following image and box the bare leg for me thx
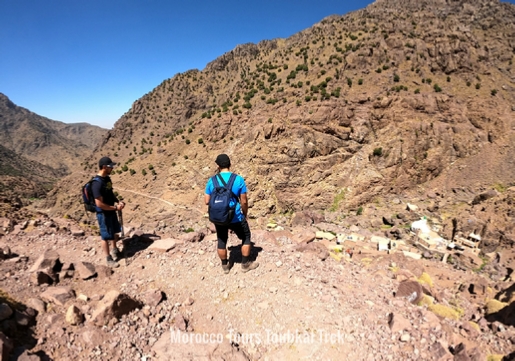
[217,248,228,260]
[241,244,251,258]
[101,239,110,257]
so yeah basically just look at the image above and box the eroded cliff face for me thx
[46,0,515,249]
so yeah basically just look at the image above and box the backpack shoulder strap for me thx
[216,173,227,187]
[226,173,239,202]
[226,173,237,189]
[211,174,221,188]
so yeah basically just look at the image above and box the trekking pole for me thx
[118,209,128,266]
[118,209,124,237]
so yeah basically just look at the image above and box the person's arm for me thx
[95,196,122,211]
[240,193,248,218]
[204,194,211,206]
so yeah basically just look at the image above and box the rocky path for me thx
[0,216,514,361]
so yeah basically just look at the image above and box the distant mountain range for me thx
[0,93,106,203]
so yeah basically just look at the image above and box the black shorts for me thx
[215,219,251,249]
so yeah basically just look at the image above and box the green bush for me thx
[122,165,128,172]
[491,89,497,96]
[434,84,442,92]
[356,206,363,216]
[185,139,190,144]
[347,77,352,87]
[358,78,363,85]
[393,74,400,82]
[476,83,481,89]
[148,164,154,170]
[414,88,420,94]
[142,169,147,176]
[373,147,383,156]
[129,169,136,176]
[198,138,203,144]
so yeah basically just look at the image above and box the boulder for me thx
[28,250,61,273]
[15,309,36,327]
[291,230,316,244]
[40,287,75,306]
[143,289,164,308]
[95,265,113,279]
[178,231,204,243]
[90,290,142,326]
[27,298,46,314]
[148,238,177,252]
[472,189,498,205]
[388,312,412,333]
[66,305,84,325]
[74,262,97,280]
[30,270,55,285]
[395,280,424,304]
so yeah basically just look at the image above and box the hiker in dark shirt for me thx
[92,157,125,268]
[204,154,259,274]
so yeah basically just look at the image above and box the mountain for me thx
[0,93,107,174]
[47,0,515,248]
[0,93,107,211]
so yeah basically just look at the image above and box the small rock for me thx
[400,333,410,342]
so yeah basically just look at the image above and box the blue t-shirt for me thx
[205,172,247,223]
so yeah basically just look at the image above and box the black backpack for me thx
[81,176,101,213]
[208,173,238,225]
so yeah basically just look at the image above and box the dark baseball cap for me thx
[99,156,117,168]
[215,154,231,168]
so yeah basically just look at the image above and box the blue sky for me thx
[2,0,514,129]
[0,0,375,128]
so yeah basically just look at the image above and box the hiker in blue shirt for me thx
[204,154,259,274]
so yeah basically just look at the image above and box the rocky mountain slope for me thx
[0,93,107,207]
[46,0,515,250]
[0,93,106,174]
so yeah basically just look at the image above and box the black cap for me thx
[215,154,231,168]
[99,156,117,169]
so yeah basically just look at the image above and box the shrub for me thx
[414,88,420,94]
[373,147,383,156]
[491,89,497,96]
[142,169,147,176]
[393,74,400,82]
[129,169,136,176]
[476,83,481,89]
[198,138,203,144]
[148,164,154,170]
[185,139,190,144]
[347,77,352,87]
[358,78,363,85]
[122,165,128,172]
[433,84,442,92]
[356,206,363,216]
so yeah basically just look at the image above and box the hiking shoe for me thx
[106,256,119,268]
[222,263,232,274]
[110,248,122,261]
[241,261,259,273]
